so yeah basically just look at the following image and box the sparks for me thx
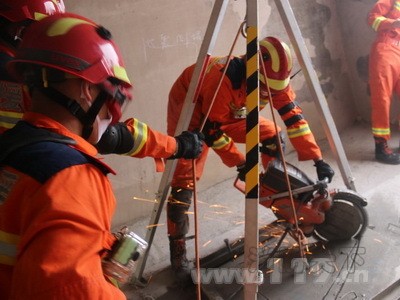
[132,196,158,203]
[203,240,212,247]
[146,223,164,229]
[209,204,229,208]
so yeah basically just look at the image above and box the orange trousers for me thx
[369,39,400,140]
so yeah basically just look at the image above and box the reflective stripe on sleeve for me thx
[372,16,386,31]
[211,134,232,150]
[126,118,148,156]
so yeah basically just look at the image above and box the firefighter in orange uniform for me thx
[368,0,400,164]
[0,13,202,299]
[0,0,66,134]
[166,36,335,280]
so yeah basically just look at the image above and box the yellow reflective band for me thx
[47,18,93,37]
[212,134,231,150]
[126,119,148,156]
[282,42,293,71]
[395,1,400,10]
[0,111,22,129]
[372,16,386,31]
[372,127,390,136]
[0,122,16,130]
[0,111,23,118]
[287,124,311,138]
[260,76,290,91]
[34,12,48,21]
[260,40,280,72]
[113,65,131,85]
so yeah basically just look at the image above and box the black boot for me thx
[169,237,193,286]
[375,137,400,164]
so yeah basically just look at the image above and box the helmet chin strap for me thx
[38,86,108,139]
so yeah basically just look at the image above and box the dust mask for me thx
[81,83,112,143]
[95,114,112,143]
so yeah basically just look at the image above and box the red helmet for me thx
[8,12,132,88]
[259,36,292,93]
[0,0,65,22]
[8,12,132,126]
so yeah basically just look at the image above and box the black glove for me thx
[95,123,134,154]
[314,160,335,183]
[202,119,223,147]
[169,130,204,159]
[236,163,246,181]
[260,132,286,158]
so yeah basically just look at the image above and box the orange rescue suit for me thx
[167,56,321,189]
[0,112,126,299]
[368,0,400,140]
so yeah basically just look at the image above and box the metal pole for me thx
[244,0,260,299]
[274,0,356,191]
[133,0,230,284]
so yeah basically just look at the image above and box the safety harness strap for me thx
[284,114,304,127]
[0,121,112,182]
[277,101,298,116]
[0,121,75,162]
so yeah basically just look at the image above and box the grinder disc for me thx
[314,192,368,242]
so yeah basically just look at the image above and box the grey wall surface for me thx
[336,0,375,122]
[337,0,400,124]
[65,0,366,228]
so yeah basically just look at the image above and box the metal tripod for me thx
[132,1,356,300]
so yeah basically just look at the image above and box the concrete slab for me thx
[122,121,400,299]
[201,228,400,299]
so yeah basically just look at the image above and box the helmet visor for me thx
[101,79,132,124]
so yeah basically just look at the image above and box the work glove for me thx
[314,159,335,183]
[260,132,286,158]
[96,123,134,154]
[236,163,246,181]
[202,119,223,147]
[169,130,204,159]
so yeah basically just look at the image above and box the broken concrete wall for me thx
[66,0,362,228]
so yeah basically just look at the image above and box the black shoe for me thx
[376,152,400,164]
[375,138,400,165]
